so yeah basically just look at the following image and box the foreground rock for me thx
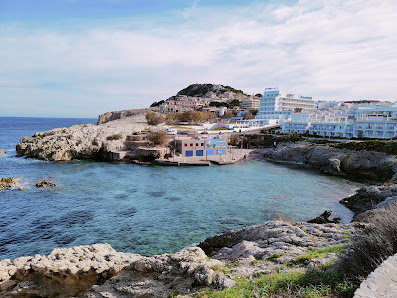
[0,220,354,297]
[340,184,397,218]
[0,177,20,191]
[0,149,5,156]
[16,112,147,161]
[263,142,397,183]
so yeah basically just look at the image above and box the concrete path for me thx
[354,253,397,298]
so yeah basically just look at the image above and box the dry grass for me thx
[337,201,397,283]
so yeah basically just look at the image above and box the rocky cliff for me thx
[263,142,397,183]
[0,220,353,297]
[16,113,147,161]
[97,107,158,125]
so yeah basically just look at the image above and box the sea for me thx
[0,117,363,260]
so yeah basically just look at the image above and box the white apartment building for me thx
[282,102,397,139]
[255,88,317,123]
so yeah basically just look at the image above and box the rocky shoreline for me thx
[0,220,354,297]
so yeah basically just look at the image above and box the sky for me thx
[1,0,397,118]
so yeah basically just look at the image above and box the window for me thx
[201,143,204,146]
[190,143,193,146]
[184,144,187,147]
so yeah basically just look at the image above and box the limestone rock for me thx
[0,149,5,156]
[262,142,397,182]
[16,112,147,161]
[97,107,158,124]
[0,177,21,191]
[340,184,397,218]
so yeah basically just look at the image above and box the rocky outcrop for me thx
[97,107,158,125]
[16,114,147,161]
[263,142,397,182]
[36,180,56,187]
[0,149,5,156]
[0,244,235,297]
[199,220,354,262]
[0,177,20,191]
[354,254,397,297]
[340,184,397,218]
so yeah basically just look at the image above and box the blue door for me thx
[217,149,224,155]
[186,150,193,157]
[196,150,204,156]
[206,149,214,156]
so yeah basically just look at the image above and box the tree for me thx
[255,93,262,97]
[294,108,303,113]
[165,113,177,125]
[220,111,234,119]
[178,110,202,123]
[209,101,228,107]
[147,130,170,146]
[244,111,254,120]
[150,100,165,107]
[250,109,258,116]
[228,99,241,107]
[201,112,217,122]
[146,112,165,125]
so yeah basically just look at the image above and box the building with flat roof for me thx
[256,87,316,123]
[174,135,228,158]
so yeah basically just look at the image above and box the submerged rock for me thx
[36,180,56,187]
[0,177,20,191]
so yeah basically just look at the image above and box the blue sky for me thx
[1,0,397,117]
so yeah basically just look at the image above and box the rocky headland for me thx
[16,112,150,161]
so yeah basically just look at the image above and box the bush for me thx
[337,202,397,283]
[147,130,170,146]
[146,112,165,125]
[106,134,123,141]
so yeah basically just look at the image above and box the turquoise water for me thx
[0,117,362,260]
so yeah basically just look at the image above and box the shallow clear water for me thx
[0,117,362,260]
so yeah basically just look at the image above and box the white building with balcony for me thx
[282,102,397,139]
[255,87,317,124]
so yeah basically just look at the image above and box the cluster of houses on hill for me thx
[155,85,397,140]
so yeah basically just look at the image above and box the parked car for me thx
[180,131,189,135]
[201,131,208,134]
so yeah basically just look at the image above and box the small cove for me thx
[0,117,364,260]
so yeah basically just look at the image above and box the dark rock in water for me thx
[0,148,5,156]
[307,210,341,224]
[340,184,397,218]
[36,180,56,187]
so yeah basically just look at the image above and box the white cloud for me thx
[1,0,397,116]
